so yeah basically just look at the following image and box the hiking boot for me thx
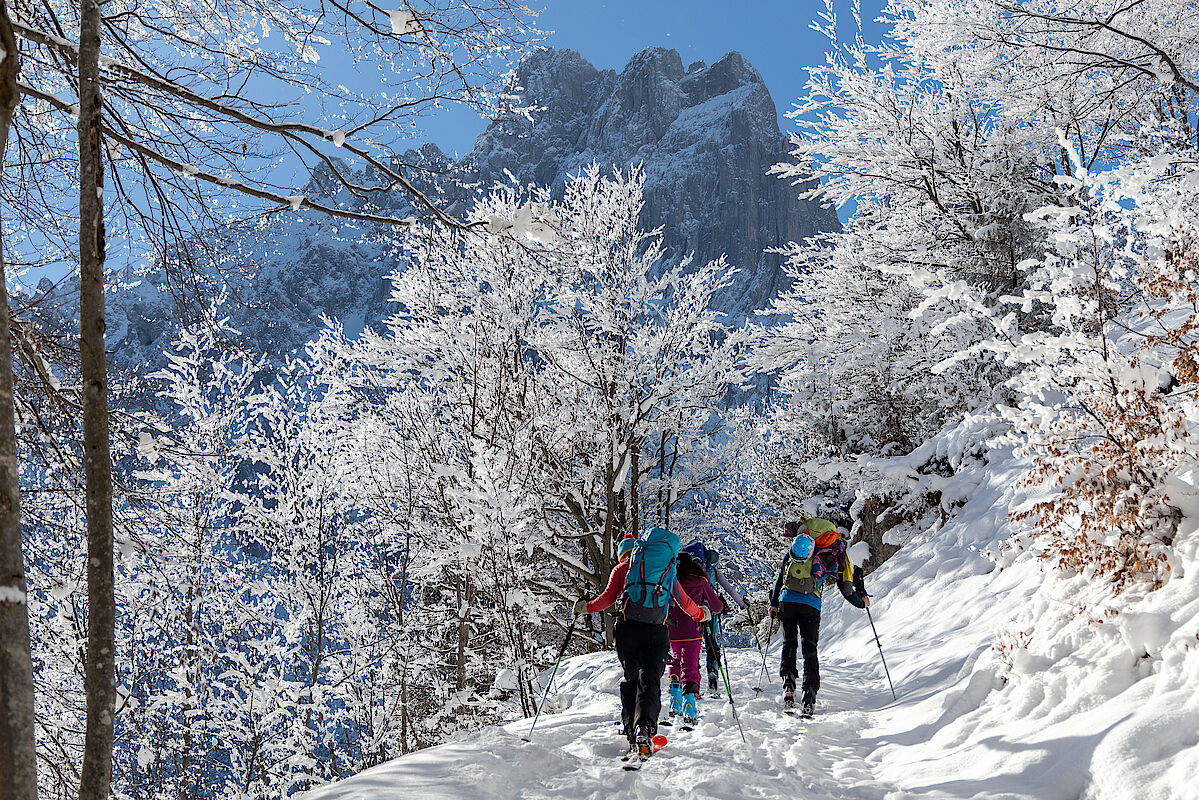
[801,690,816,718]
[682,692,699,726]
[636,734,653,759]
[636,722,655,757]
[781,674,797,711]
[668,680,683,717]
[707,674,718,694]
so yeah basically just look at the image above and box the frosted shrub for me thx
[1012,375,1184,590]
[1002,153,1199,591]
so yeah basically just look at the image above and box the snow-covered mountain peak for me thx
[108,45,837,377]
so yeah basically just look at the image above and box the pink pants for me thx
[669,637,703,689]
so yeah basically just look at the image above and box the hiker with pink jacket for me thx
[666,550,725,725]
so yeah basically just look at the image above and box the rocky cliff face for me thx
[468,47,836,319]
[108,46,839,372]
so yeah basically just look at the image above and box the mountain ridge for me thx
[107,45,839,374]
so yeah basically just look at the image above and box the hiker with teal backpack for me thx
[768,518,870,718]
[681,540,747,694]
[574,528,708,761]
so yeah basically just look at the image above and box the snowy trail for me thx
[300,453,1199,800]
[543,646,894,800]
[298,555,1198,800]
[301,635,925,800]
[297,550,1036,800]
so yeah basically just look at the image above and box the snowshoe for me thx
[622,732,666,769]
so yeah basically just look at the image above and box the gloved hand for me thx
[573,598,590,615]
[700,606,712,622]
[769,605,779,620]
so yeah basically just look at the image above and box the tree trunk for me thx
[455,576,472,692]
[0,4,39,796]
[629,445,640,538]
[400,664,410,755]
[854,496,902,577]
[77,0,116,797]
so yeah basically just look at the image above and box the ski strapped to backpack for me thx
[621,527,681,624]
[781,518,846,596]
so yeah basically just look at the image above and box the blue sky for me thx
[27,2,887,285]
[420,0,887,157]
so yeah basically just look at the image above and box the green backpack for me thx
[782,519,843,595]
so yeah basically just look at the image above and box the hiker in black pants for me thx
[768,519,869,716]
[574,534,707,748]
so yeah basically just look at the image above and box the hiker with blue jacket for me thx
[574,528,708,755]
[768,518,870,717]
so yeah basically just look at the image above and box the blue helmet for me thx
[790,534,814,560]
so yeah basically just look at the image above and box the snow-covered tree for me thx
[0,3,542,793]
[311,167,748,679]
[752,0,1199,561]
[993,146,1199,591]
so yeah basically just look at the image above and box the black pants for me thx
[615,619,670,740]
[703,617,720,679]
[778,601,821,698]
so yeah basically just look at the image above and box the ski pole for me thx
[716,616,747,743]
[754,616,778,693]
[866,606,897,700]
[522,612,580,742]
[745,600,771,692]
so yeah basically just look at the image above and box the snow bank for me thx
[823,444,1199,800]
[299,443,1199,800]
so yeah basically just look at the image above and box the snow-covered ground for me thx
[300,450,1199,800]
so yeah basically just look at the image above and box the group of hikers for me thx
[572,518,873,762]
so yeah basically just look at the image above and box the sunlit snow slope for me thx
[300,446,1199,800]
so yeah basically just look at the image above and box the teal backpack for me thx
[622,527,681,624]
